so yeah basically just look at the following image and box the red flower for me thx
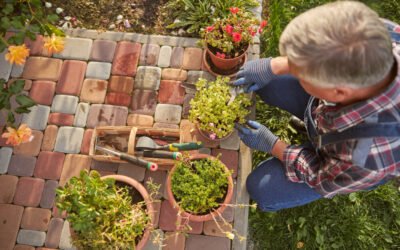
[232,32,242,43]
[229,7,239,14]
[216,52,226,59]
[251,29,257,37]
[260,20,268,29]
[206,26,214,32]
[225,25,233,34]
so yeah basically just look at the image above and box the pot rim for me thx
[206,44,249,61]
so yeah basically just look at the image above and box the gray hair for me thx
[279,1,394,88]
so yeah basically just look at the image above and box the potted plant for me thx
[166,154,234,222]
[189,76,251,141]
[55,170,155,250]
[200,7,266,75]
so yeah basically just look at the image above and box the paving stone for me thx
[134,66,161,90]
[11,63,25,78]
[108,76,134,94]
[22,57,63,81]
[153,123,179,129]
[36,248,57,250]
[54,37,93,60]
[158,80,185,105]
[21,207,51,231]
[91,160,119,172]
[112,41,141,76]
[170,47,184,68]
[144,170,167,200]
[182,48,203,70]
[45,218,64,248]
[52,206,67,219]
[143,229,163,250]
[140,44,160,66]
[0,147,12,174]
[59,154,91,186]
[40,180,58,209]
[117,163,146,182]
[126,114,154,127]
[41,125,58,151]
[54,127,84,154]
[56,60,87,95]
[0,175,18,203]
[152,201,161,228]
[48,113,74,126]
[29,81,56,106]
[22,105,50,131]
[105,92,131,107]
[34,152,65,180]
[163,232,185,250]
[8,155,36,177]
[130,90,157,115]
[13,245,35,250]
[212,149,238,178]
[198,148,211,155]
[0,50,12,81]
[182,94,194,118]
[203,220,232,237]
[186,71,215,84]
[157,46,172,67]
[86,104,128,128]
[73,103,90,128]
[51,95,79,114]
[13,177,45,207]
[79,79,108,104]
[220,130,240,151]
[185,235,231,250]
[80,129,93,155]
[154,104,182,124]
[161,68,187,81]
[180,120,219,148]
[17,230,46,247]
[24,35,45,56]
[59,220,74,249]
[90,40,117,62]
[0,204,24,250]
[13,130,43,156]
[86,62,112,80]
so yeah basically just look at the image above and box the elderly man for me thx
[234,1,400,211]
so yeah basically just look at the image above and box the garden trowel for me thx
[136,136,203,152]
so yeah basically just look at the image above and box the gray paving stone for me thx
[86,62,112,80]
[73,102,90,127]
[40,180,58,209]
[59,220,76,250]
[71,28,98,39]
[134,66,161,90]
[22,105,51,131]
[157,46,172,68]
[247,53,260,61]
[0,147,12,174]
[17,229,46,246]
[11,63,25,78]
[220,130,240,150]
[54,127,84,154]
[51,95,79,114]
[54,37,93,60]
[140,44,160,66]
[187,71,215,84]
[170,47,184,68]
[143,229,163,250]
[97,31,124,41]
[154,104,182,124]
[117,163,146,182]
[0,50,12,81]
[8,155,36,177]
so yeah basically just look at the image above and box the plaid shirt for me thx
[283,46,400,198]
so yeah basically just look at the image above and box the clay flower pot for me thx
[206,45,247,71]
[166,154,234,222]
[197,124,234,142]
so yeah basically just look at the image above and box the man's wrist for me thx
[271,140,289,161]
[271,57,289,75]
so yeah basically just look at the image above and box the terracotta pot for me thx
[166,154,234,222]
[197,125,234,142]
[206,45,247,71]
[101,175,155,250]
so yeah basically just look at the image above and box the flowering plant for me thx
[200,7,266,59]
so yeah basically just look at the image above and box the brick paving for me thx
[0,10,261,248]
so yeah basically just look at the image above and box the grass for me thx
[251,0,400,249]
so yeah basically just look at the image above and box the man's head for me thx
[279,1,394,101]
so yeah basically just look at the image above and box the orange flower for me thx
[5,44,30,65]
[229,7,239,14]
[1,124,33,146]
[44,34,65,54]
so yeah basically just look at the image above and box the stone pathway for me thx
[0,4,262,250]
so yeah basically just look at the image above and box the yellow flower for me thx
[1,124,33,146]
[296,241,305,249]
[5,44,30,65]
[44,34,65,54]
[225,232,235,240]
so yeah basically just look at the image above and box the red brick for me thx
[105,92,131,107]
[163,232,185,250]
[185,235,231,250]
[13,130,43,156]
[21,207,51,231]
[170,47,184,69]
[24,35,44,56]
[130,89,157,115]
[51,206,66,219]
[91,161,119,172]
[152,201,161,228]
[40,180,58,209]
[29,81,56,106]
[112,41,141,76]
[56,60,87,95]
[59,154,91,186]
[161,68,187,81]
[0,204,24,250]
[158,80,185,105]
[203,220,232,237]
[108,76,134,94]
[180,120,219,148]
[8,155,36,177]
[22,57,63,81]
[80,79,108,104]
[211,149,238,178]
[45,218,64,248]
[13,177,45,207]
[0,175,18,203]
[182,48,203,70]
[47,113,74,126]
[127,114,154,127]
[80,129,93,155]
[34,152,65,180]
[41,125,58,151]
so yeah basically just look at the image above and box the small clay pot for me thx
[206,46,247,71]
[166,154,234,222]
[197,126,234,142]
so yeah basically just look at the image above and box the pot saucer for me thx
[202,51,247,78]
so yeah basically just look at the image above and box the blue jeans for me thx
[247,75,323,211]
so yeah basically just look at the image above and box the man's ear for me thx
[330,86,354,103]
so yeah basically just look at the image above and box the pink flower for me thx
[206,26,215,32]
[232,32,242,43]
[230,7,239,14]
[209,133,217,140]
[225,25,233,34]
[260,20,268,29]
[209,122,214,127]
[216,52,226,59]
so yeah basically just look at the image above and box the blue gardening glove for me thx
[235,120,278,153]
[233,57,277,93]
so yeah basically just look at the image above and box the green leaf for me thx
[8,80,25,94]
[10,18,24,30]
[15,106,30,114]
[7,111,15,124]
[47,14,59,24]
[16,95,35,108]
[2,3,14,15]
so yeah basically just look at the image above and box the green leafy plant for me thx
[55,170,151,250]
[171,156,231,214]
[189,76,251,139]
